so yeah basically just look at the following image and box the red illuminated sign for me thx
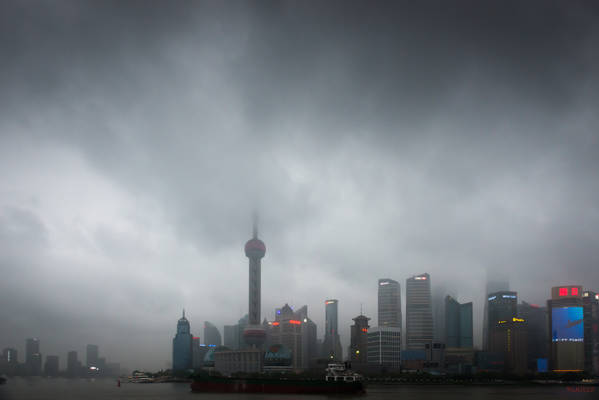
[361,328,368,333]
[289,320,301,325]
[559,287,568,296]
[272,322,280,326]
[571,287,579,296]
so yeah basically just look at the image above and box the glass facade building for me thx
[378,279,402,331]
[445,296,473,348]
[322,299,342,360]
[204,321,222,346]
[367,327,401,368]
[172,310,193,371]
[486,291,517,349]
[406,273,433,350]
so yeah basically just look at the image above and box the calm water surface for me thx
[0,377,596,400]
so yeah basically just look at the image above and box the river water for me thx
[0,377,596,400]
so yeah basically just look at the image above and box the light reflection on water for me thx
[0,377,596,400]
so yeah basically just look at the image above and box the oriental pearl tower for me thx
[243,216,267,348]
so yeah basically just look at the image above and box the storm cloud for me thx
[1,0,598,370]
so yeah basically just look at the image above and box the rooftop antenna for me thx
[360,303,363,316]
[182,308,185,319]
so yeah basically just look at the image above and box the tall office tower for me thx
[518,301,548,370]
[67,351,80,376]
[490,318,528,374]
[548,285,585,372]
[483,280,510,350]
[350,315,370,364]
[172,310,193,371]
[367,327,401,368]
[270,303,307,369]
[432,286,457,343]
[445,296,473,348]
[44,355,59,376]
[322,299,342,360]
[295,305,318,368]
[243,217,267,348]
[224,325,240,350]
[2,348,18,365]
[378,279,402,331]
[1,348,18,375]
[26,338,42,375]
[406,273,433,350]
[86,344,99,369]
[204,321,222,346]
[237,314,249,349]
[192,337,203,369]
[583,291,599,375]
[486,291,517,350]
[303,316,318,367]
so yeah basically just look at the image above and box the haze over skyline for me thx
[1,0,598,370]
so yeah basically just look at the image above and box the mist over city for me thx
[1,0,598,378]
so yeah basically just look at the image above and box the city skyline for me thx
[1,0,599,371]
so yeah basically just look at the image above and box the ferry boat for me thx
[190,363,365,394]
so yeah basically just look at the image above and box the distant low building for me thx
[213,348,262,376]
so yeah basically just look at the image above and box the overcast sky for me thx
[1,0,598,371]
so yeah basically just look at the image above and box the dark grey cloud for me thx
[1,0,598,369]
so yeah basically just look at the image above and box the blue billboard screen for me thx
[551,307,583,342]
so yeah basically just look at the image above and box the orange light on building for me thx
[361,328,368,333]
[289,320,301,325]
[272,321,280,326]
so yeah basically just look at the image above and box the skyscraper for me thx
[518,301,548,370]
[486,291,517,349]
[224,325,240,350]
[86,344,98,369]
[44,355,59,376]
[378,279,402,332]
[445,296,473,348]
[350,314,370,364]
[26,338,42,375]
[322,299,342,360]
[406,273,433,350]
[483,280,510,350]
[172,310,193,371]
[490,318,528,374]
[67,351,81,377]
[2,348,18,365]
[243,217,267,348]
[270,304,306,369]
[204,321,222,346]
[548,285,585,372]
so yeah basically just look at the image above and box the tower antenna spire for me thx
[182,308,185,319]
[252,211,259,239]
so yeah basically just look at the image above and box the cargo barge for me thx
[191,363,365,394]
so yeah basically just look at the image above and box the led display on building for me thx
[551,307,583,342]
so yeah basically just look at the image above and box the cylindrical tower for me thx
[243,220,266,348]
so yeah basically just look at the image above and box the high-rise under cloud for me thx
[405,273,433,350]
